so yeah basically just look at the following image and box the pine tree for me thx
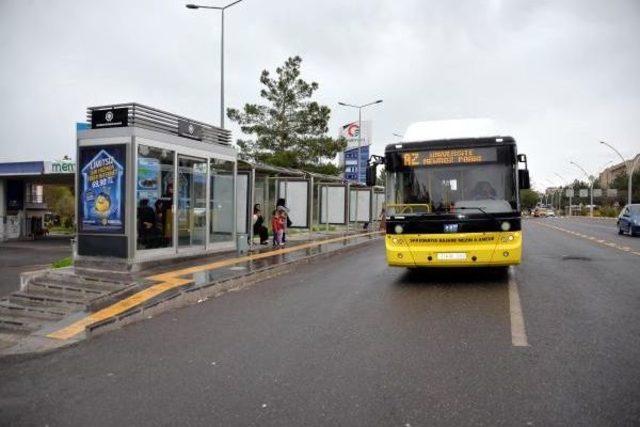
[227,56,346,174]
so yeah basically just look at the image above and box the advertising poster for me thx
[137,157,160,206]
[79,145,126,234]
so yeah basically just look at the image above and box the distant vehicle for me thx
[617,204,640,237]
[533,207,554,217]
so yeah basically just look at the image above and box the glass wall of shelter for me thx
[134,137,236,261]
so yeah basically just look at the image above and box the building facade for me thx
[599,153,640,188]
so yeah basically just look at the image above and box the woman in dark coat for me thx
[252,204,269,245]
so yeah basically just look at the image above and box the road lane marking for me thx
[508,267,529,347]
[532,221,640,258]
[47,231,383,340]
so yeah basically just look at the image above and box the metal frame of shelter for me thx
[238,158,385,246]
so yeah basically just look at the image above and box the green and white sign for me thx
[44,161,75,174]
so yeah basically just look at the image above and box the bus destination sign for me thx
[402,147,497,167]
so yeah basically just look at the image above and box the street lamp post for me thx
[337,99,383,183]
[570,161,594,217]
[186,0,245,128]
[600,140,638,206]
[555,172,572,217]
[545,178,562,213]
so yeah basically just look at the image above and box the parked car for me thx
[617,204,640,236]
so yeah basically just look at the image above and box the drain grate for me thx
[561,256,592,261]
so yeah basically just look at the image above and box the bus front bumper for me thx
[385,231,522,267]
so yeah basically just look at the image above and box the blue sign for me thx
[76,122,91,132]
[79,145,126,234]
[343,145,369,183]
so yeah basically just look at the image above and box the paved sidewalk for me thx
[1,231,382,358]
[0,237,72,297]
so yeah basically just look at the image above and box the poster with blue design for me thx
[78,145,126,233]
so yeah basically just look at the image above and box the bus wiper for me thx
[454,206,501,226]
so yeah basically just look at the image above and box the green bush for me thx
[597,206,620,218]
[52,257,72,269]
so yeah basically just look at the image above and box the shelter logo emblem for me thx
[188,124,195,135]
[105,111,114,122]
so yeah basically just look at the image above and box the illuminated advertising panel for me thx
[78,145,126,234]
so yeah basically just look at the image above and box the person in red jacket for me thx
[271,209,285,247]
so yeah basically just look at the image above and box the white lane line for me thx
[508,267,529,347]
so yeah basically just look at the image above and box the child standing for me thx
[271,209,285,247]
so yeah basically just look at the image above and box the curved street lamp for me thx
[600,140,637,205]
[570,160,595,217]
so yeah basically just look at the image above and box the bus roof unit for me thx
[403,118,500,143]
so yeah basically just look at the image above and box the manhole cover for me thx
[561,256,591,261]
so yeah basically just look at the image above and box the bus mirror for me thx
[366,164,377,187]
[518,169,531,190]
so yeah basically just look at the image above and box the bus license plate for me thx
[437,253,467,261]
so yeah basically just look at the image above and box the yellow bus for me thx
[368,120,530,268]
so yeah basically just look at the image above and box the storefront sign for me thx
[44,161,75,174]
[402,147,497,167]
[178,120,203,141]
[91,108,129,129]
[78,145,126,233]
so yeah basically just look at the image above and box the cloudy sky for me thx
[1,0,639,189]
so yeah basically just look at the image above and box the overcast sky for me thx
[1,0,639,189]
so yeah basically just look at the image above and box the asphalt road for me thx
[0,237,71,297]
[1,218,639,426]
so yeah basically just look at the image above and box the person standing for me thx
[276,198,292,243]
[252,204,269,245]
[378,207,386,233]
[271,209,285,247]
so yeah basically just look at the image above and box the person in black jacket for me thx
[138,198,157,248]
[252,204,269,245]
[276,198,292,243]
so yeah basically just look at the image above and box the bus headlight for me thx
[394,225,404,234]
[501,221,511,231]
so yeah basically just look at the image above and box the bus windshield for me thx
[389,162,516,215]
